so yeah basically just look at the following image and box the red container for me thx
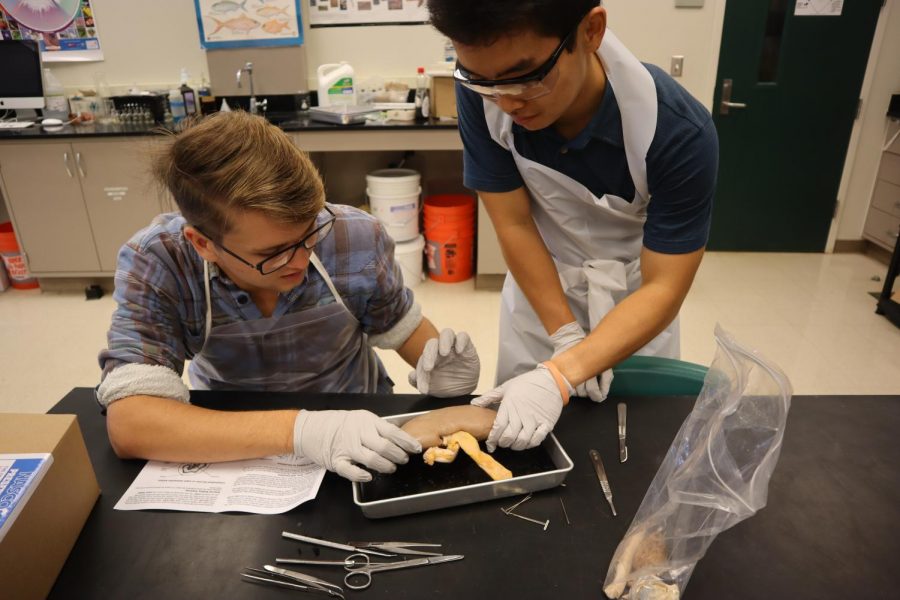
[423,195,476,283]
[0,222,39,290]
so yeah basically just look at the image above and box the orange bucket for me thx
[0,222,39,290]
[423,195,476,283]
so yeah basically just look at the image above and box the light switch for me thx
[670,55,684,77]
[675,0,704,7]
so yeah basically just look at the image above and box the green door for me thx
[709,0,882,251]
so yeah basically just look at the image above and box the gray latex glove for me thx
[293,410,421,482]
[408,328,480,397]
[550,321,612,403]
[471,364,573,452]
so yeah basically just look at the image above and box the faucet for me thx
[236,62,266,115]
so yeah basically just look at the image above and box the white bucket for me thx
[394,234,425,288]
[366,168,421,196]
[368,186,421,242]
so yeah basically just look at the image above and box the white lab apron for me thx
[188,253,388,393]
[488,30,680,384]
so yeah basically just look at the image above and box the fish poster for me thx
[309,0,428,27]
[194,0,303,49]
[0,0,103,62]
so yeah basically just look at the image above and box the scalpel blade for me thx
[589,449,617,517]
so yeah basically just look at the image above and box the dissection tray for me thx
[352,410,573,518]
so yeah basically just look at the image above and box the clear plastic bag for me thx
[603,325,793,599]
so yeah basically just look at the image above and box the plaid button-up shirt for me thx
[98,204,414,382]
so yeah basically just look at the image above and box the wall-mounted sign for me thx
[309,0,428,28]
[795,0,843,16]
[194,0,304,49]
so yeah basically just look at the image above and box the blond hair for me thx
[153,111,324,242]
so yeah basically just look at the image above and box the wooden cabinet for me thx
[864,123,900,252]
[0,138,164,275]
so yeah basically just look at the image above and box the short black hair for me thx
[427,0,600,47]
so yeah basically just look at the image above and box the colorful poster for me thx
[194,0,304,49]
[0,0,103,62]
[309,0,428,27]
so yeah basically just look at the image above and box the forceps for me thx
[346,541,443,556]
[241,566,344,598]
[342,552,464,590]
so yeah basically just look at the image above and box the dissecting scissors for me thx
[342,552,464,590]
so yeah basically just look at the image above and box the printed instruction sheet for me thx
[115,455,325,514]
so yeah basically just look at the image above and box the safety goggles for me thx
[453,24,577,102]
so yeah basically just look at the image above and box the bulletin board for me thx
[194,0,304,49]
[309,0,428,27]
[0,0,103,62]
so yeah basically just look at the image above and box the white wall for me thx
[50,0,208,92]
[49,0,724,103]
[604,0,726,110]
[834,0,900,241]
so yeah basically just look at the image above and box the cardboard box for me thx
[0,414,100,600]
[430,73,458,121]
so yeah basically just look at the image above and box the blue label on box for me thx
[0,454,53,542]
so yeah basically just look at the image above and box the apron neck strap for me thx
[309,252,346,308]
[203,260,212,344]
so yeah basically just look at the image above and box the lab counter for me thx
[0,114,463,278]
[46,388,900,599]
[0,113,461,151]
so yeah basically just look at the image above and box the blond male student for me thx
[97,111,480,482]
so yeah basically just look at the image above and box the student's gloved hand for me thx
[293,410,421,482]
[470,364,573,452]
[550,321,612,403]
[408,328,480,397]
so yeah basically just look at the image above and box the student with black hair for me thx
[427,1,718,452]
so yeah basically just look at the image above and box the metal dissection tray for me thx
[352,410,574,519]
[308,105,378,125]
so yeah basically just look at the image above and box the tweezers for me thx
[346,541,443,556]
[241,567,345,598]
[618,402,628,463]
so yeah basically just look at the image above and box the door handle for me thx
[720,79,748,115]
[62,152,73,178]
[75,152,86,178]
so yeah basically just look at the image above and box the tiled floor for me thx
[1,252,897,414]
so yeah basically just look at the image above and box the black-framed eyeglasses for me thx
[453,22,579,102]
[197,206,336,275]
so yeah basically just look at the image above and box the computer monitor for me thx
[0,40,45,111]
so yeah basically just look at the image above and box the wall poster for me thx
[194,0,304,49]
[309,0,428,27]
[0,0,103,62]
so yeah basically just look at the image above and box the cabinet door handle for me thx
[889,229,899,240]
[63,152,73,178]
[75,152,86,178]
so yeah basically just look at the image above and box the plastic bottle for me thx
[168,89,186,123]
[198,73,216,115]
[179,68,197,116]
[317,62,356,108]
[415,67,429,122]
[42,68,69,120]
[443,38,457,64]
